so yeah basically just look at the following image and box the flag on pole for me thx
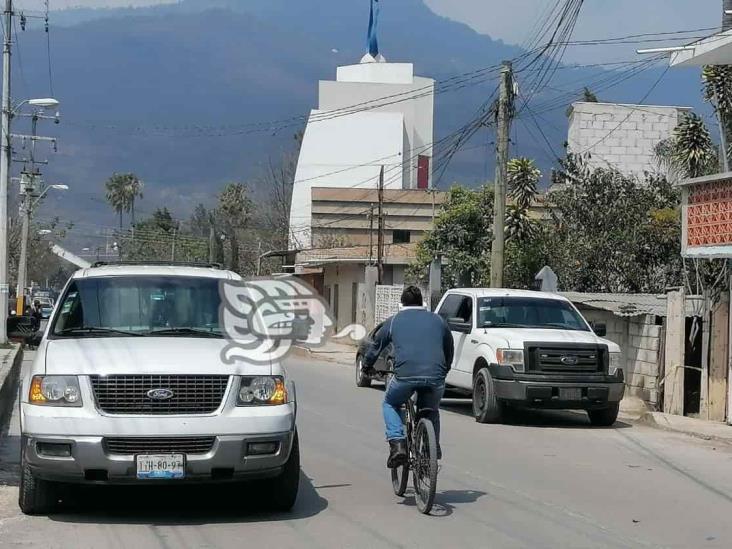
[368,0,380,58]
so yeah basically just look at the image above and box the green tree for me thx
[656,112,717,180]
[703,64,732,163]
[408,185,494,289]
[506,158,540,242]
[104,173,144,228]
[217,183,253,273]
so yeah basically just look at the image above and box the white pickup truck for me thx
[435,289,625,426]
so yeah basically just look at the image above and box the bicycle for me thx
[377,371,439,515]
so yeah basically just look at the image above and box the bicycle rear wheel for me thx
[412,418,438,514]
[391,463,409,496]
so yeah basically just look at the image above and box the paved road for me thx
[1,351,732,548]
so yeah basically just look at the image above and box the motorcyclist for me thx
[364,285,454,468]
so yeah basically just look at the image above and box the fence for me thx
[375,285,431,325]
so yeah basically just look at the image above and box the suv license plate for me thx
[136,454,185,480]
[559,388,583,401]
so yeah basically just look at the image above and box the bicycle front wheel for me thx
[412,418,438,514]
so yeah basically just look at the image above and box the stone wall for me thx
[578,308,663,407]
[567,102,690,178]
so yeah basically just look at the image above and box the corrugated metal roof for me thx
[561,292,704,318]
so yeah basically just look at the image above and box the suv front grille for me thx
[104,437,216,455]
[89,375,230,415]
[526,345,605,373]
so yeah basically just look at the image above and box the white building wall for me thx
[567,102,691,178]
[323,263,365,332]
[289,61,435,249]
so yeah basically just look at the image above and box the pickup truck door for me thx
[437,293,474,389]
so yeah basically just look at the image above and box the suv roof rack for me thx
[90,261,223,270]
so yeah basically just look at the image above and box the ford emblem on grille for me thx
[560,355,578,366]
[147,388,175,401]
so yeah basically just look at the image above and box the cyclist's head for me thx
[401,285,423,307]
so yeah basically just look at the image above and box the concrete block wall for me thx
[567,102,690,179]
[576,307,662,407]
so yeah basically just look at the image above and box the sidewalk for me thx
[0,344,22,430]
[619,396,732,444]
[292,339,357,365]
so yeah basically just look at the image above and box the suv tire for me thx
[473,368,504,424]
[355,356,372,388]
[268,431,300,512]
[18,438,59,515]
[587,404,620,427]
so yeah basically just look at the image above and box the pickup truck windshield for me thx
[51,276,223,338]
[478,297,589,331]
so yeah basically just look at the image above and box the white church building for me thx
[288,55,436,250]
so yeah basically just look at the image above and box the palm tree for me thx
[104,173,144,228]
[703,64,732,167]
[505,158,540,242]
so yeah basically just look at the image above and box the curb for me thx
[0,345,23,432]
[631,411,732,444]
[291,345,354,366]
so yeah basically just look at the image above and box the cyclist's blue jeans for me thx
[383,377,445,442]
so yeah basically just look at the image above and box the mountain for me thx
[13,0,710,233]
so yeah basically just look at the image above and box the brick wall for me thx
[567,102,690,178]
[577,308,662,407]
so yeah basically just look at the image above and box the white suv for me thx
[18,263,299,515]
[436,289,624,426]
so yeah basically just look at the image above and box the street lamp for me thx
[16,182,69,315]
[0,97,60,341]
[37,230,52,236]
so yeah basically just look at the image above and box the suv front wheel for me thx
[473,368,504,424]
[267,431,300,511]
[18,437,60,515]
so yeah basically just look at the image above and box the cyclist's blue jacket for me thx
[364,306,454,380]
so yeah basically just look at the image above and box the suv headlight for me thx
[497,349,525,373]
[237,376,287,406]
[608,353,622,376]
[29,376,82,407]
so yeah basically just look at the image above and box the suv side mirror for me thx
[448,318,472,334]
[592,322,607,337]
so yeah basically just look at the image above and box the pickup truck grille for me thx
[89,375,230,415]
[526,345,605,373]
[104,437,216,455]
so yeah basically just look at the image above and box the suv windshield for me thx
[51,276,223,338]
[478,297,589,331]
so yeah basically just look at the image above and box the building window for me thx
[393,230,411,244]
[417,155,430,189]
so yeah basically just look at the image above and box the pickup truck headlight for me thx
[497,349,525,373]
[237,376,287,406]
[29,376,82,407]
[608,353,622,376]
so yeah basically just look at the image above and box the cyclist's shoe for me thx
[387,439,407,468]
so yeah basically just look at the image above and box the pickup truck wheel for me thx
[473,368,504,424]
[268,431,300,512]
[356,356,372,388]
[587,404,620,427]
[18,439,59,515]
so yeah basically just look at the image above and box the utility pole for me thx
[0,0,12,344]
[724,0,732,31]
[376,166,385,284]
[256,240,262,276]
[171,223,178,261]
[208,225,215,264]
[368,204,375,265]
[15,172,33,314]
[489,61,514,289]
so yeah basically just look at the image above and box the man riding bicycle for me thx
[364,286,454,468]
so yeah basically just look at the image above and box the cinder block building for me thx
[567,102,692,178]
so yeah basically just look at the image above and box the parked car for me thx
[435,289,624,426]
[18,263,300,515]
[355,321,394,387]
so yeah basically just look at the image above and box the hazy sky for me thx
[40,0,723,62]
